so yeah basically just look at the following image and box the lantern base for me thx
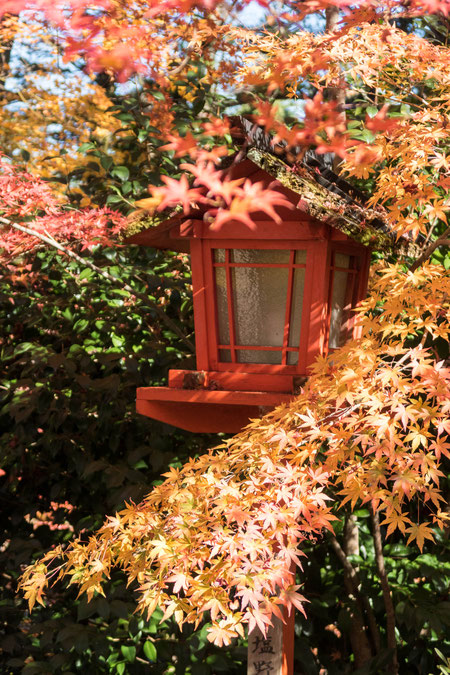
[136,387,294,433]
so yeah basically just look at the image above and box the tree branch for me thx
[329,532,381,655]
[370,508,398,673]
[409,226,450,272]
[0,216,195,352]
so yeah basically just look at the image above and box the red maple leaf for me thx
[152,175,204,214]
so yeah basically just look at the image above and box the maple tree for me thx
[0,12,121,203]
[0,0,448,672]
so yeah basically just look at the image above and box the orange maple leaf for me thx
[406,522,435,552]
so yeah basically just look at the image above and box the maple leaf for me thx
[236,586,265,610]
[405,522,435,552]
[246,608,273,636]
[211,180,292,230]
[428,437,450,461]
[134,196,164,214]
[226,506,251,526]
[181,162,243,203]
[89,43,144,83]
[404,429,429,451]
[254,101,282,131]
[152,175,204,214]
[279,585,308,617]
[206,622,239,647]
[167,572,189,593]
[159,132,198,158]
[202,117,231,137]
[380,511,412,536]
[21,564,48,612]
[200,597,229,622]
[424,201,448,223]
[365,105,400,133]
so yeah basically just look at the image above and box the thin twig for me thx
[409,226,450,273]
[168,54,191,77]
[370,507,398,674]
[0,216,195,351]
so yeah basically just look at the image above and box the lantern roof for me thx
[127,116,418,256]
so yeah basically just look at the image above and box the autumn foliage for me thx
[1,0,449,666]
[0,159,125,258]
[19,263,450,647]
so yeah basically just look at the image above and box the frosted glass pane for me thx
[237,350,281,364]
[335,253,350,268]
[232,266,289,348]
[232,249,290,264]
[219,349,231,362]
[295,250,307,264]
[214,267,230,344]
[214,249,225,262]
[288,268,305,348]
[287,351,298,365]
[329,269,349,349]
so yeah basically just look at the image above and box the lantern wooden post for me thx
[248,619,284,675]
[247,567,295,674]
[247,613,295,675]
[282,610,295,674]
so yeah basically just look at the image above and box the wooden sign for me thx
[248,618,284,675]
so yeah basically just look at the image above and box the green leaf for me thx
[100,155,114,170]
[78,142,96,153]
[384,543,411,557]
[192,95,205,115]
[143,640,157,662]
[13,342,35,355]
[73,319,89,333]
[121,645,136,663]
[106,194,124,204]
[79,268,94,281]
[112,166,130,181]
[111,288,130,297]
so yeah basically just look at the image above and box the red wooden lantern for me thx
[129,119,411,433]
[128,120,414,675]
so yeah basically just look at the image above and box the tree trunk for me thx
[342,515,373,668]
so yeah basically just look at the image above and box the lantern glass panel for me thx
[287,267,306,365]
[232,249,290,264]
[214,267,230,344]
[213,247,307,366]
[329,253,351,349]
[295,250,307,264]
[232,264,289,351]
[237,349,281,364]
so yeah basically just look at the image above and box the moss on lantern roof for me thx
[246,146,415,254]
[223,114,418,256]
[123,209,171,241]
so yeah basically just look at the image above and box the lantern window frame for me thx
[205,239,311,374]
[190,234,370,381]
[326,244,368,351]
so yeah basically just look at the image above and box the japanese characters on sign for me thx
[248,619,283,675]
